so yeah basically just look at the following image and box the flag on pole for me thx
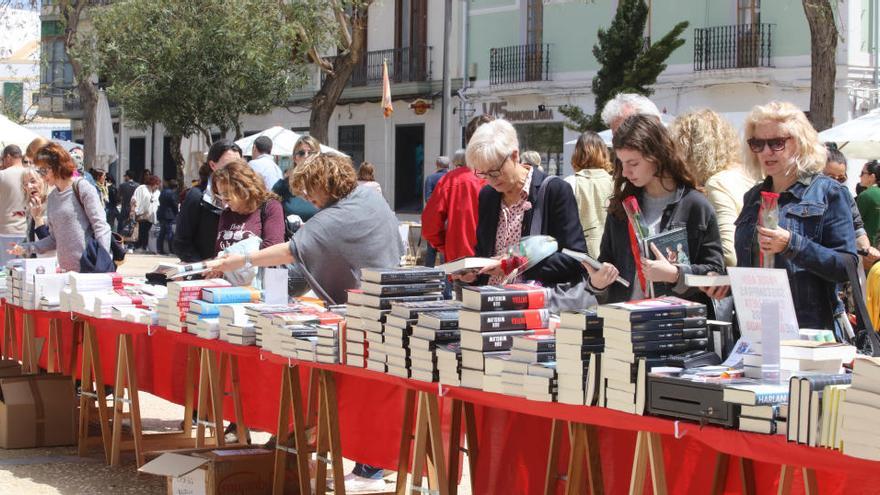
[381,58,393,118]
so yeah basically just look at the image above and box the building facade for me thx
[38,1,880,210]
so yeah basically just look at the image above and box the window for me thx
[338,125,365,167]
[525,0,544,46]
[514,122,564,176]
[737,0,760,25]
[2,83,23,119]
[40,33,74,95]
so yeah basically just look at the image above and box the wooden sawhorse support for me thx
[629,431,667,495]
[545,419,604,495]
[194,347,249,449]
[711,453,756,495]
[20,312,39,374]
[408,391,450,495]
[272,366,346,495]
[778,465,819,495]
[77,321,112,464]
[2,303,15,360]
[447,399,478,495]
[109,338,202,467]
[47,315,82,380]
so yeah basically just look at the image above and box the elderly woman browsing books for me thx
[587,114,724,304]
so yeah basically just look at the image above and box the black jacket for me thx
[474,168,588,287]
[597,185,725,304]
[118,180,139,218]
[157,187,179,222]
[172,184,222,262]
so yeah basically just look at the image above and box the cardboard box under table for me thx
[140,447,276,495]
[0,373,76,448]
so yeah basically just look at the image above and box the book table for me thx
[3,300,880,494]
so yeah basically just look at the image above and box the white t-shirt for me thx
[0,165,28,235]
[248,155,283,190]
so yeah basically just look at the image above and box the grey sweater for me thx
[290,185,403,304]
[24,179,111,272]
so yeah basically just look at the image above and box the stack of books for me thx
[29,273,68,311]
[344,303,367,367]
[497,333,557,398]
[738,403,788,436]
[523,362,558,402]
[723,379,790,434]
[68,273,124,315]
[315,325,341,364]
[598,297,708,415]
[180,287,261,340]
[158,279,230,332]
[436,342,462,386]
[556,309,605,405]
[457,284,552,391]
[408,303,462,382]
[785,372,853,445]
[839,357,880,459]
[9,258,58,308]
[351,267,445,374]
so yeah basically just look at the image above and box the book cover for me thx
[559,309,603,331]
[347,292,443,309]
[360,266,445,284]
[359,280,445,297]
[513,333,557,353]
[417,310,459,330]
[459,308,550,332]
[202,286,262,304]
[389,300,461,319]
[646,227,689,265]
[461,284,550,311]
[627,316,707,332]
[597,296,706,323]
[189,300,222,316]
[723,381,789,406]
[460,328,551,352]
[411,325,461,342]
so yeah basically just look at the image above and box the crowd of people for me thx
[1,93,876,490]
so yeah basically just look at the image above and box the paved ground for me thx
[0,254,472,494]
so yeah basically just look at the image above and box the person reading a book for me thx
[204,152,402,492]
[463,118,588,288]
[704,101,857,333]
[586,114,724,305]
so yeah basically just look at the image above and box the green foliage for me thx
[90,0,309,139]
[560,0,687,132]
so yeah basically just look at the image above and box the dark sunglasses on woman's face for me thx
[295,150,313,158]
[747,137,790,153]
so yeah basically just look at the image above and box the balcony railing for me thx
[489,44,551,86]
[324,45,432,87]
[693,23,773,71]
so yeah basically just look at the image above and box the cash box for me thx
[647,374,739,428]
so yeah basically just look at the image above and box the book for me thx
[684,273,731,287]
[347,292,443,309]
[459,308,550,332]
[360,266,444,284]
[436,257,497,275]
[152,261,209,279]
[560,249,630,287]
[461,284,550,311]
[798,373,852,445]
[559,309,602,330]
[779,341,858,362]
[738,417,777,434]
[723,381,789,405]
[512,333,556,353]
[189,300,223,316]
[460,328,551,352]
[359,280,445,296]
[597,297,706,324]
[390,300,461,319]
[417,310,459,330]
[646,228,689,264]
[202,286,261,304]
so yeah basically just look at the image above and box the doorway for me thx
[394,124,425,212]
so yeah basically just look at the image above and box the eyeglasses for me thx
[474,152,512,179]
[861,170,873,177]
[22,158,33,166]
[35,167,48,177]
[747,137,791,153]
[295,149,314,158]
[826,173,847,183]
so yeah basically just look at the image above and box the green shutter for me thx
[3,82,24,119]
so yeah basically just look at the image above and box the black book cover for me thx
[628,328,684,343]
[358,293,443,309]
[629,316,707,331]
[631,340,688,355]
[361,280,445,296]
[461,284,550,311]
[360,266,445,284]
[418,310,460,330]
[683,337,709,351]
[460,308,550,332]
[682,327,708,339]
[390,300,461,319]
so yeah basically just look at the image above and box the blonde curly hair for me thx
[743,101,826,179]
[670,109,743,186]
[289,153,358,203]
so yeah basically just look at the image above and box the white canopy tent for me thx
[0,114,41,151]
[234,126,344,157]
[818,109,880,193]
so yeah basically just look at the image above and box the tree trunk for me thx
[76,78,99,168]
[309,6,370,144]
[169,133,185,192]
[803,0,838,131]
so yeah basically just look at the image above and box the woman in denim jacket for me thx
[708,101,856,331]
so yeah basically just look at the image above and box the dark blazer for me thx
[157,187,179,222]
[597,185,725,304]
[474,167,588,287]
[172,183,222,262]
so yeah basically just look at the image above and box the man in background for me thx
[0,145,28,237]
[248,136,283,190]
[421,156,449,266]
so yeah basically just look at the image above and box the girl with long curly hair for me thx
[211,158,285,252]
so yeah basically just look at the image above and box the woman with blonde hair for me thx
[272,135,320,223]
[671,109,756,266]
[564,131,614,257]
[21,166,50,242]
[24,136,50,165]
[705,101,856,332]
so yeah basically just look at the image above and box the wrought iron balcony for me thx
[489,44,551,85]
[324,45,432,87]
[693,23,773,71]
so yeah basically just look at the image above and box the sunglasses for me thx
[747,137,790,153]
[826,173,847,183]
[474,152,512,179]
[295,149,314,158]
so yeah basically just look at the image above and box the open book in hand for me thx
[560,249,630,288]
[646,228,689,265]
[151,262,210,279]
[436,257,497,275]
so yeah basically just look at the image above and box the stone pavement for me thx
[0,254,472,494]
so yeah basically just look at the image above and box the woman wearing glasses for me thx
[466,118,587,287]
[272,135,319,223]
[856,160,880,245]
[706,101,857,332]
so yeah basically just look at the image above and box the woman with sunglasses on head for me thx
[705,101,857,332]
[8,143,111,272]
[585,114,724,305]
[465,118,587,288]
[271,135,319,223]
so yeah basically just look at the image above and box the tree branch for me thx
[329,0,352,49]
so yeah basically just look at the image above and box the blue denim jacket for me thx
[734,173,857,330]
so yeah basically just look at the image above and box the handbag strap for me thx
[70,179,95,236]
[529,175,561,237]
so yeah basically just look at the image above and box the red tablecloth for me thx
[3,302,880,494]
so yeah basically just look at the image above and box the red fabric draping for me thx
[3,302,880,494]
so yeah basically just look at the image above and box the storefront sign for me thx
[482,101,554,122]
